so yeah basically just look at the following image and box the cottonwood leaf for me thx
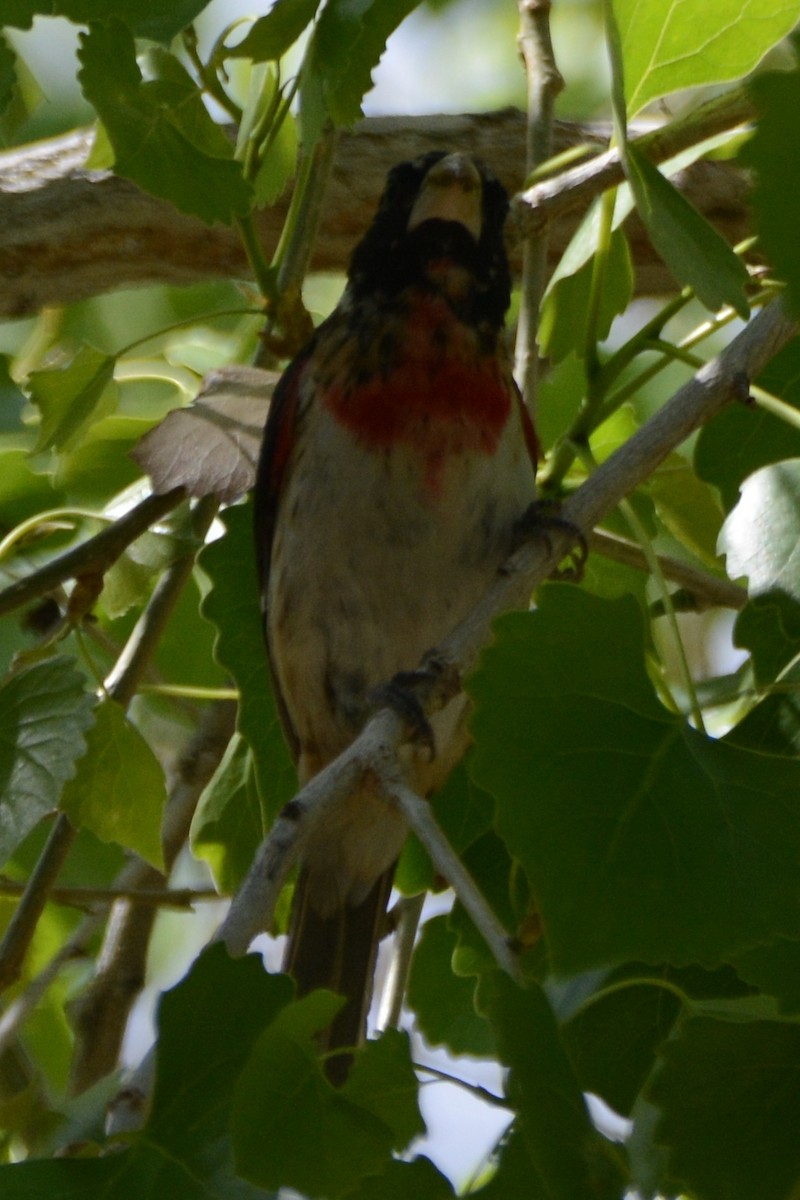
[4,1,209,41]
[78,21,252,225]
[407,913,495,1058]
[613,0,800,117]
[719,459,800,600]
[646,1015,800,1200]
[469,587,800,973]
[28,345,117,454]
[228,0,323,62]
[60,699,166,869]
[0,657,94,867]
[191,732,264,893]
[133,367,275,503]
[234,995,419,1197]
[199,499,296,819]
[300,0,422,144]
[345,1157,454,1200]
[625,144,749,318]
[745,67,800,317]
[480,972,624,1200]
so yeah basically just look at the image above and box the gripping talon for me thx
[513,500,587,582]
[371,669,437,760]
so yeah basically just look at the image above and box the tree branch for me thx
[218,300,797,965]
[0,102,754,318]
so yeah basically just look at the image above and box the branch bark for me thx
[0,104,753,318]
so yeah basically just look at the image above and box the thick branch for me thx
[0,106,753,318]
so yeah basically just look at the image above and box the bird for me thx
[254,150,538,1081]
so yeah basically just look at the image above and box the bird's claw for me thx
[512,499,587,582]
[371,669,437,760]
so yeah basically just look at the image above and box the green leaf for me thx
[719,459,800,600]
[613,0,800,117]
[480,972,623,1200]
[300,0,422,144]
[0,946,290,1194]
[228,0,323,62]
[4,1,210,43]
[407,913,496,1057]
[647,1016,800,1200]
[538,220,633,362]
[199,499,296,820]
[745,68,800,317]
[0,657,95,867]
[561,977,681,1117]
[345,1156,454,1200]
[645,451,726,566]
[342,1028,424,1149]
[732,937,800,1014]
[469,587,800,974]
[625,143,749,318]
[60,699,166,869]
[233,994,412,1197]
[28,345,117,454]
[150,944,294,1150]
[191,732,265,892]
[733,591,800,685]
[78,20,252,226]
[695,339,800,511]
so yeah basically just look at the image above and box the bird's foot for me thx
[512,499,587,582]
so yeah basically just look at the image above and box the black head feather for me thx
[346,151,512,330]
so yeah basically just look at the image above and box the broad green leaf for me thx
[0,449,61,529]
[480,972,623,1200]
[469,587,800,973]
[406,913,496,1057]
[695,339,800,511]
[233,994,412,1197]
[342,1028,424,1149]
[28,345,117,454]
[100,525,187,621]
[60,699,166,869]
[78,21,252,226]
[0,36,42,143]
[645,451,726,565]
[191,732,264,892]
[139,48,234,159]
[150,944,294,1148]
[234,64,298,207]
[647,1016,800,1200]
[346,1156,454,1200]
[744,68,800,317]
[300,0,422,144]
[719,459,800,600]
[613,0,800,117]
[0,657,94,867]
[474,1129,552,1200]
[561,978,681,1117]
[4,1,210,42]
[538,221,633,362]
[228,0,323,62]
[625,144,749,317]
[199,499,296,819]
[732,937,800,1014]
[0,947,289,1194]
[733,591,800,684]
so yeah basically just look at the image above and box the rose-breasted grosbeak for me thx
[254,151,538,1078]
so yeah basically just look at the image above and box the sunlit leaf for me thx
[60,699,166,868]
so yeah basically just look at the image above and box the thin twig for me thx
[378,892,426,1031]
[0,815,77,994]
[514,0,564,412]
[588,529,747,611]
[0,488,186,619]
[0,877,220,909]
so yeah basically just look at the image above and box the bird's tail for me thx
[283,867,394,1085]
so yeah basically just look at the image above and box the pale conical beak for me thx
[407,153,483,240]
